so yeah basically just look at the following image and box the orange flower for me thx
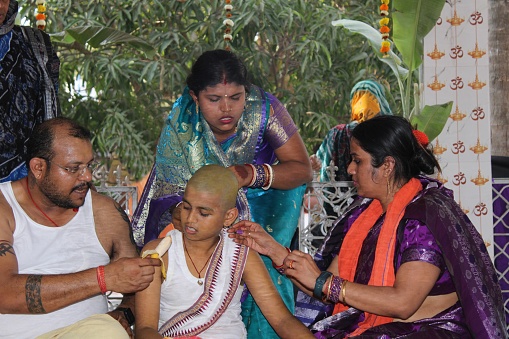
[36,13,46,20]
[380,26,390,33]
[380,4,388,11]
[380,41,391,53]
[412,130,429,147]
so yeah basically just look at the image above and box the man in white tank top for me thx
[0,117,160,339]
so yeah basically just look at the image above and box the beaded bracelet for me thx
[262,163,274,190]
[271,247,291,274]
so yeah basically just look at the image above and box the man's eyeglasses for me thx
[43,159,99,176]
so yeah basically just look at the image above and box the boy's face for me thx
[181,185,237,241]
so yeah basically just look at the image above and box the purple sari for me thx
[295,177,506,338]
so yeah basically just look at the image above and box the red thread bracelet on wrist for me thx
[271,247,291,270]
[96,266,107,295]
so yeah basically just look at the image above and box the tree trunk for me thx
[489,0,509,156]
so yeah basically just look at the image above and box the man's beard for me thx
[38,177,90,209]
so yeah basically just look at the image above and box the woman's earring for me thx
[196,104,199,114]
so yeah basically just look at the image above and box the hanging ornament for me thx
[35,0,47,30]
[224,0,233,51]
[379,0,390,57]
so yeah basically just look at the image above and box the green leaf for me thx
[410,101,453,142]
[62,26,156,58]
[392,0,446,71]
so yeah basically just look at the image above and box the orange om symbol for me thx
[474,202,488,217]
[450,77,464,90]
[471,107,485,121]
[469,11,483,25]
[450,45,463,59]
[452,141,465,155]
[453,172,466,186]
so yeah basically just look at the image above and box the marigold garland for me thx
[379,0,390,57]
[223,0,233,50]
[35,0,46,30]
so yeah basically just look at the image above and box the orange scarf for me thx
[333,178,422,336]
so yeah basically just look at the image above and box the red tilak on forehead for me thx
[223,77,227,85]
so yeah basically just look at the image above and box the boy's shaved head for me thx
[187,165,238,209]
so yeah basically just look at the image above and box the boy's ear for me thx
[224,207,239,227]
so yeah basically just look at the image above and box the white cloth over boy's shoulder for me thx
[159,229,248,339]
[0,182,109,339]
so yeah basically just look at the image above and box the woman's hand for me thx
[227,165,252,188]
[282,250,322,291]
[227,220,282,258]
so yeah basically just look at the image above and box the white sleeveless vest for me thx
[0,182,109,338]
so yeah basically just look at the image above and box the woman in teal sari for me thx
[132,49,312,338]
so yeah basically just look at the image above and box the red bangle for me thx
[96,266,107,295]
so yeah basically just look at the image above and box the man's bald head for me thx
[187,165,238,210]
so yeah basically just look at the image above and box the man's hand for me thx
[104,257,160,294]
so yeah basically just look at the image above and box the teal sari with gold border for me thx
[133,86,305,338]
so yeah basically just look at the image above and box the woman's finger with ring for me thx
[288,259,294,269]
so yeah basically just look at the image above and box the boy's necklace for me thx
[183,238,215,286]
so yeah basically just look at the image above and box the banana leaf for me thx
[410,101,453,142]
[392,0,446,72]
[332,19,409,83]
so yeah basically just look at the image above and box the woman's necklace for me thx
[183,238,215,286]
[26,179,59,227]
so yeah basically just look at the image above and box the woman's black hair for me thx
[351,115,440,184]
[186,49,251,95]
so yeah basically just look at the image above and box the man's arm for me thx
[93,194,142,331]
[0,192,159,315]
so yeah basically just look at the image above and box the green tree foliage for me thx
[20,0,399,179]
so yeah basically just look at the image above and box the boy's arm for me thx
[135,238,165,339]
[243,250,315,339]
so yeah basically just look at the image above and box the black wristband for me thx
[313,271,333,299]
[116,307,135,326]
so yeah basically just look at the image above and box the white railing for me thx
[492,178,509,331]
[298,180,356,256]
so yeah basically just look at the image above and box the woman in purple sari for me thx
[230,115,506,338]
[132,49,312,338]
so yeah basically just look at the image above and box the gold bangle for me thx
[341,280,348,304]
[323,276,332,302]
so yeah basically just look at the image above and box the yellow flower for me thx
[379,17,389,26]
[37,4,46,12]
